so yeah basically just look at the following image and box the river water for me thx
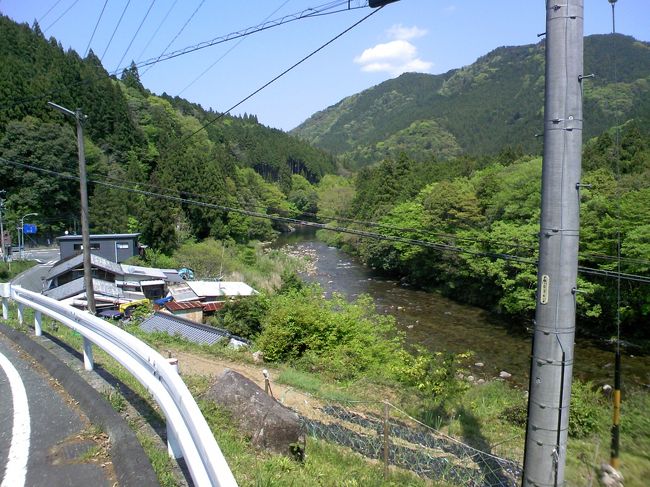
[276,230,650,389]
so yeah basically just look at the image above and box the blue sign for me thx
[23,223,37,234]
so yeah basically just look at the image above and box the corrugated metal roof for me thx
[140,312,231,345]
[43,277,123,301]
[121,264,167,280]
[202,301,225,312]
[168,283,199,302]
[164,300,203,311]
[47,253,124,280]
[185,281,257,298]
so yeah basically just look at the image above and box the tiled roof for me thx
[140,312,234,345]
[121,264,167,280]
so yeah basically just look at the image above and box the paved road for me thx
[0,332,116,486]
[10,248,60,292]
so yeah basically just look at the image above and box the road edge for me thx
[0,323,159,487]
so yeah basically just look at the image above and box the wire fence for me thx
[298,401,522,486]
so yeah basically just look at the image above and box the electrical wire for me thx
[135,0,179,62]
[137,0,368,72]
[38,0,64,24]
[43,0,80,33]
[178,0,292,97]
[139,0,206,77]
[2,155,650,285]
[0,1,370,112]
[84,0,110,57]
[178,6,383,146]
[101,0,131,61]
[114,0,157,73]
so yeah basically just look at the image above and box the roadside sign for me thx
[23,223,37,234]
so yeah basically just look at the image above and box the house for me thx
[57,233,141,263]
[43,276,128,310]
[161,300,204,323]
[45,253,124,289]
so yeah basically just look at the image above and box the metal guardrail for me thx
[1,283,237,487]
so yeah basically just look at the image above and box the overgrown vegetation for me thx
[0,259,36,281]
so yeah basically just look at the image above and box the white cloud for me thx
[387,24,428,41]
[354,36,432,77]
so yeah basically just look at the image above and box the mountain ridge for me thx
[291,34,650,168]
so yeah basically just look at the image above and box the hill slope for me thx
[292,34,650,168]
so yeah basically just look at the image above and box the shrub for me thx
[568,379,606,438]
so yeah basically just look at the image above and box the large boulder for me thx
[204,369,305,458]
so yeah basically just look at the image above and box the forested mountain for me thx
[0,15,335,251]
[292,34,650,169]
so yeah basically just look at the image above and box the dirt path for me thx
[167,349,327,419]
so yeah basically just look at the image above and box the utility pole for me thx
[522,1,584,486]
[0,191,6,262]
[47,102,95,314]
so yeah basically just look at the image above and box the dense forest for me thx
[292,34,650,169]
[0,15,335,252]
[315,122,650,339]
[1,15,649,340]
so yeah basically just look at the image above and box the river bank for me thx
[275,232,650,390]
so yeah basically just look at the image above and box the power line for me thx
[139,0,206,78]
[84,0,110,57]
[2,155,650,285]
[43,0,80,33]
[101,0,131,61]
[38,0,64,24]
[178,0,292,97]
[135,0,179,62]
[137,0,369,73]
[179,5,383,146]
[114,0,157,73]
[1,1,370,112]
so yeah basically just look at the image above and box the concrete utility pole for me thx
[47,102,96,314]
[522,1,584,486]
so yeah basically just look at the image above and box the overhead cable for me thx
[114,0,157,72]
[101,0,131,61]
[84,0,110,57]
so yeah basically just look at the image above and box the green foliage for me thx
[213,294,269,339]
[0,260,36,281]
[255,288,404,381]
[293,35,650,168]
[567,380,607,438]
[391,347,471,402]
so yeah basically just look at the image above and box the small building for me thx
[45,253,124,289]
[57,233,141,263]
[162,300,204,323]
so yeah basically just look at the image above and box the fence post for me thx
[83,337,94,371]
[383,401,390,479]
[34,310,42,336]
[17,302,24,324]
[1,297,7,320]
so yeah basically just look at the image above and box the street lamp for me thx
[20,212,38,260]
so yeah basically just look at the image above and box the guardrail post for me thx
[166,356,183,459]
[17,302,24,324]
[34,310,42,336]
[1,283,9,320]
[83,337,94,371]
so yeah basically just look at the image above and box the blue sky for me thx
[1,1,649,131]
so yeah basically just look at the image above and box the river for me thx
[275,230,650,389]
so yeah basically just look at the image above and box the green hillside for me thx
[0,16,335,251]
[292,34,650,168]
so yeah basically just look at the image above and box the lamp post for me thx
[20,213,38,260]
[47,101,95,314]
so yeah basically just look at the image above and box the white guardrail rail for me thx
[0,283,237,487]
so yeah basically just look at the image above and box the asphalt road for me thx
[10,247,60,292]
[0,331,116,486]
